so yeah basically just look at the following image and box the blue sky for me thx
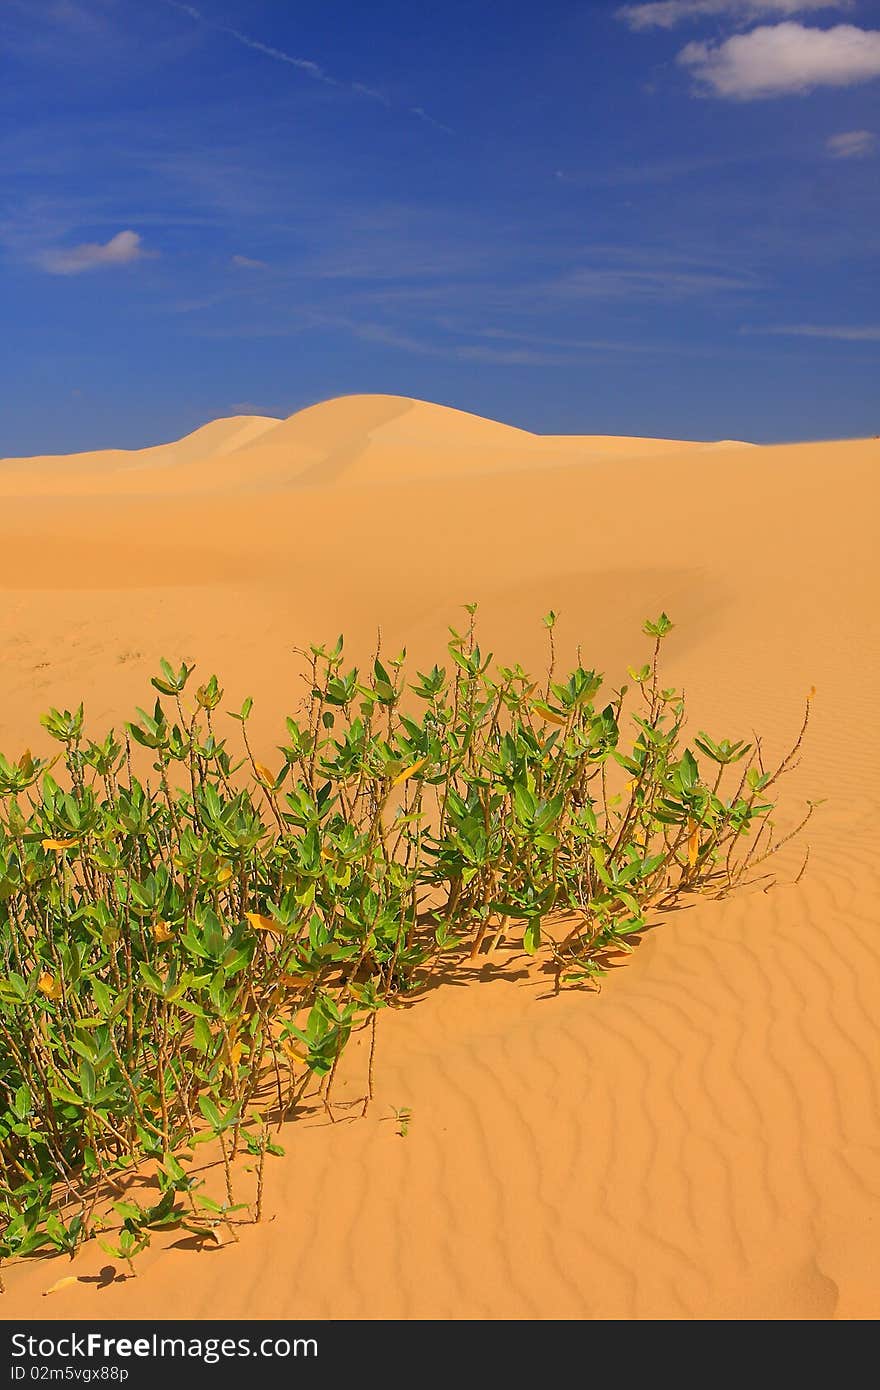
[2,0,879,451]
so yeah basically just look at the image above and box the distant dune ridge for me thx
[1,395,878,1319]
[0,393,748,495]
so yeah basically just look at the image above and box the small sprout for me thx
[196,675,223,710]
[643,612,674,639]
[390,1106,413,1138]
[151,659,195,697]
[40,704,84,745]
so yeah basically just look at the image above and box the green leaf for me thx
[523,917,541,954]
[138,961,165,994]
[513,782,536,824]
[679,749,699,791]
[79,1059,97,1105]
[12,1084,31,1120]
[198,1096,223,1131]
[49,1083,84,1108]
[193,1017,214,1054]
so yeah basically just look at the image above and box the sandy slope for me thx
[1,395,878,1320]
[0,415,281,495]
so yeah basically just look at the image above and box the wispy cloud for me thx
[342,321,609,366]
[460,326,660,353]
[679,23,880,98]
[160,1,341,86]
[38,228,153,274]
[198,309,665,365]
[1,0,131,63]
[333,315,703,364]
[550,264,757,300]
[744,323,880,339]
[454,344,597,366]
[554,154,749,186]
[618,1,850,30]
[826,129,875,158]
[160,0,452,132]
[409,106,455,135]
[231,253,268,269]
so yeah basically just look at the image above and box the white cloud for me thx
[679,22,880,98]
[745,323,880,339]
[825,128,875,157]
[39,229,153,275]
[231,253,268,269]
[618,1,850,30]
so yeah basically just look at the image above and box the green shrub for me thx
[0,611,812,1279]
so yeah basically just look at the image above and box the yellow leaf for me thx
[536,706,567,726]
[37,972,63,1001]
[151,921,174,943]
[279,972,307,988]
[687,820,700,869]
[228,1041,243,1067]
[392,756,428,786]
[43,1275,79,1297]
[254,762,276,786]
[245,911,283,937]
[807,685,816,702]
[217,863,234,885]
[42,837,79,852]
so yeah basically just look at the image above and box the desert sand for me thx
[1,394,878,1319]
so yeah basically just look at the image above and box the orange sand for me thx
[1,395,878,1319]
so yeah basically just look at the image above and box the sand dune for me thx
[0,393,719,495]
[1,395,878,1319]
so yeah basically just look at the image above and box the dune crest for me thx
[0,414,281,497]
[1,412,278,472]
